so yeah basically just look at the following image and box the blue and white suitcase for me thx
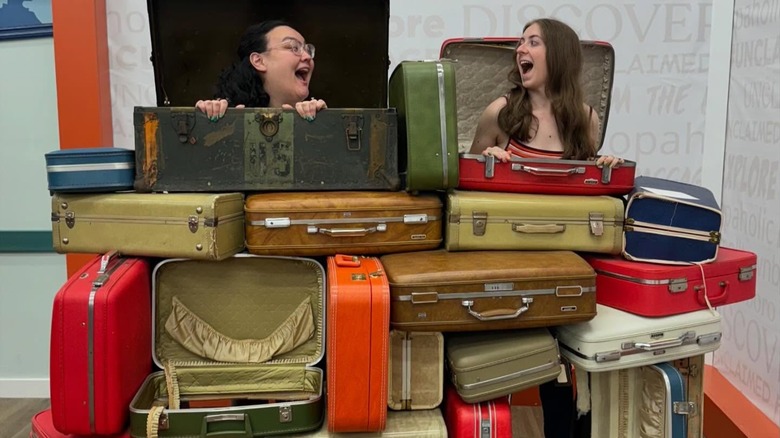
[588,355,703,438]
[623,176,722,264]
[45,147,135,194]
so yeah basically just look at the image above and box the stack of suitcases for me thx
[34,2,759,438]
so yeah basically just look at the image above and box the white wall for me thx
[0,36,66,397]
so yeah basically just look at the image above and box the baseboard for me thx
[0,378,49,398]
[704,365,779,438]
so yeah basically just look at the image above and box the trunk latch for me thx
[343,115,364,151]
[589,212,604,236]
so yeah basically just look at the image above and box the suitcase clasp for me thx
[188,215,199,233]
[170,111,195,144]
[279,405,293,422]
[257,112,281,138]
[65,211,75,228]
[600,164,613,183]
[589,212,604,236]
[739,266,755,281]
[673,401,697,415]
[472,211,487,236]
[481,419,492,438]
[668,278,688,293]
[342,115,364,151]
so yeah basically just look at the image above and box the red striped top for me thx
[506,138,564,159]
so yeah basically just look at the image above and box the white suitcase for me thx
[555,304,721,372]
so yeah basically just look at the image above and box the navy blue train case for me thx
[623,176,722,264]
[45,147,135,194]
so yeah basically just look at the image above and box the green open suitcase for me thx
[129,255,325,437]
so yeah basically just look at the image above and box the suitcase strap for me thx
[147,405,166,438]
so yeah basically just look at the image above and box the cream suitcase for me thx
[388,331,444,410]
[556,304,721,372]
[445,190,624,253]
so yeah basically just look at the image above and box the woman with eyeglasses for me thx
[196,20,326,121]
[469,18,623,168]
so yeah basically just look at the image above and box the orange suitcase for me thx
[326,255,390,432]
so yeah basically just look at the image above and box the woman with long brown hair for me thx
[470,18,622,167]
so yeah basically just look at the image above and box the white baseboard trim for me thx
[0,378,50,398]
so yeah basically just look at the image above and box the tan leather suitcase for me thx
[245,191,442,256]
[381,250,596,332]
[445,190,624,254]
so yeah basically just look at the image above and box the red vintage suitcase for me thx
[443,384,512,438]
[30,409,130,438]
[326,255,390,432]
[584,246,757,317]
[49,252,152,435]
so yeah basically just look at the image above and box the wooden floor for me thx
[0,398,49,438]
[0,399,544,438]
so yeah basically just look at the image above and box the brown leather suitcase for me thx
[381,250,596,332]
[245,191,442,256]
[326,255,389,432]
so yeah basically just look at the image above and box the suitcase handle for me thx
[512,163,586,177]
[629,331,696,351]
[202,413,252,437]
[308,224,386,237]
[462,297,533,321]
[696,281,729,305]
[334,254,361,267]
[512,223,566,234]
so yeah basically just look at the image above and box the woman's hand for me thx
[195,99,245,121]
[595,155,626,168]
[282,98,327,121]
[482,146,513,163]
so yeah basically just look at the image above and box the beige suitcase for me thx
[445,190,624,253]
[387,330,443,410]
[51,192,244,260]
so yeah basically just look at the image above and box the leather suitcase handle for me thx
[308,225,386,237]
[461,297,533,321]
[512,163,586,176]
[334,254,361,267]
[511,223,566,234]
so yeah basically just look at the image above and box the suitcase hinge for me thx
[673,401,697,415]
[170,111,195,144]
[601,164,613,183]
[188,215,199,233]
[51,212,60,223]
[65,211,75,228]
[279,405,293,423]
[204,218,217,228]
[448,213,461,224]
[709,231,721,244]
[481,419,492,438]
[739,266,755,281]
[342,115,364,151]
[589,212,604,236]
[668,278,688,293]
[472,211,488,236]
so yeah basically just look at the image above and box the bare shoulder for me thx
[469,97,510,154]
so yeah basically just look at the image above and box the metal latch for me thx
[600,164,613,184]
[739,266,755,281]
[158,412,169,430]
[263,217,291,228]
[484,154,496,178]
[279,405,292,423]
[65,212,75,229]
[697,333,721,345]
[673,401,697,415]
[342,115,364,151]
[595,350,622,362]
[171,111,195,144]
[472,211,487,236]
[481,419,492,438]
[403,214,429,224]
[188,215,199,233]
[709,231,721,244]
[257,112,281,138]
[668,278,688,293]
[589,212,604,236]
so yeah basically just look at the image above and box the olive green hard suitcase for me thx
[129,255,326,437]
[446,329,561,403]
[134,107,399,192]
[51,192,245,260]
[445,190,624,253]
[389,60,458,192]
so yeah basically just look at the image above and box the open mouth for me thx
[295,67,310,83]
[520,60,533,74]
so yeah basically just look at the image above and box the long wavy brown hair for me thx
[498,18,595,159]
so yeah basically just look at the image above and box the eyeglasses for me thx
[268,40,316,59]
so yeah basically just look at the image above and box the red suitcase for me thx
[443,384,511,438]
[326,255,390,432]
[30,409,131,438]
[584,246,757,317]
[50,252,152,435]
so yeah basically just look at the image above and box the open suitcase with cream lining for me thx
[129,255,325,437]
[443,38,637,195]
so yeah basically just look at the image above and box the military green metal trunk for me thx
[134,107,399,192]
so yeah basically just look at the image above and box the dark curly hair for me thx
[214,20,290,107]
[498,18,594,159]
